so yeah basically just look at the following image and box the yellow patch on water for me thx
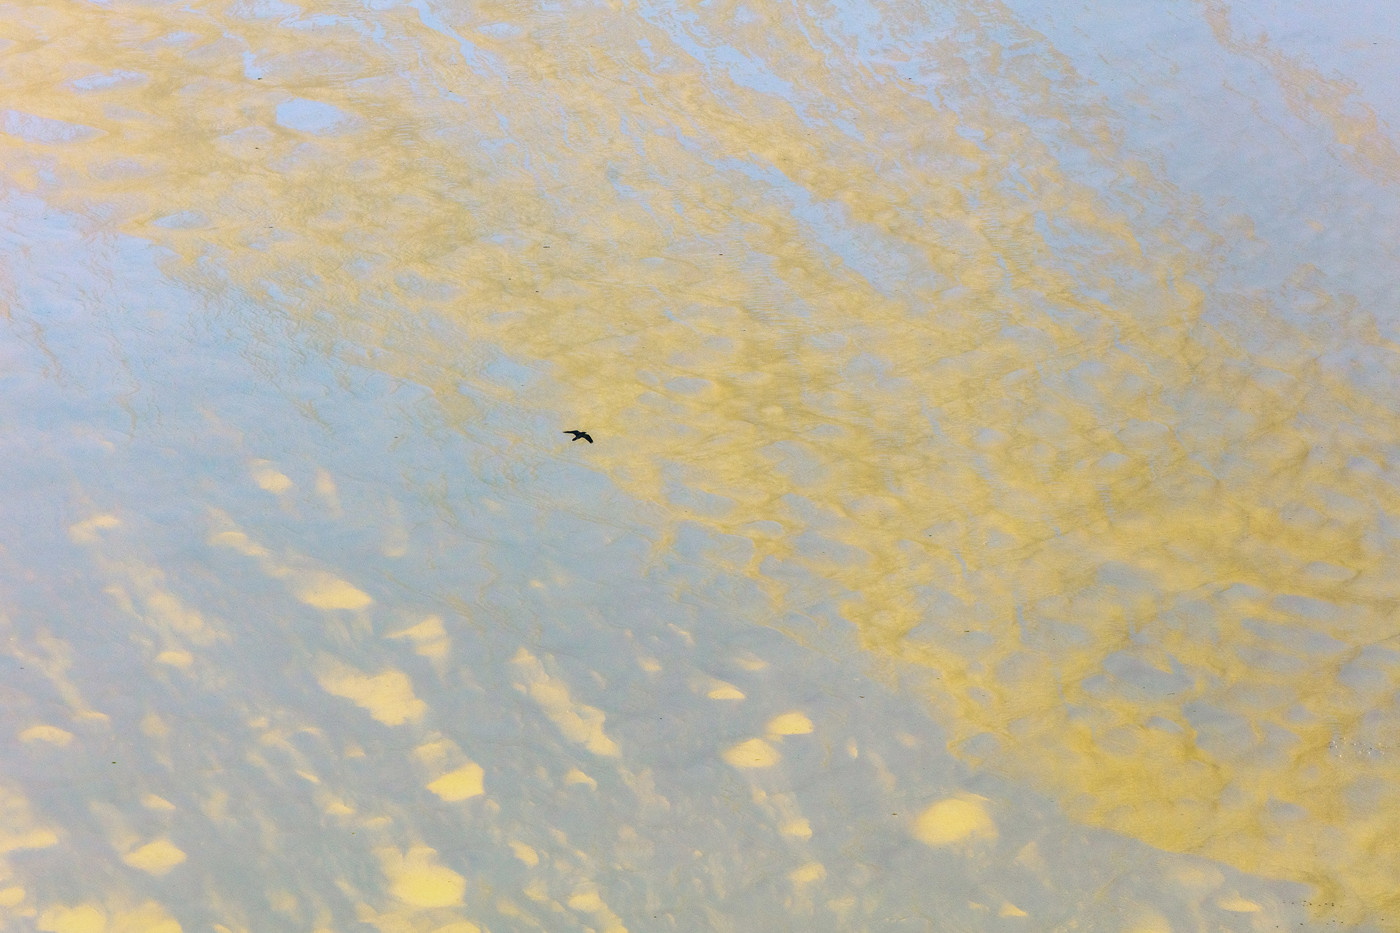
[565,885,628,932]
[379,845,465,908]
[568,890,603,911]
[67,514,119,544]
[206,530,269,558]
[429,924,481,933]
[0,886,25,908]
[0,827,58,853]
[789,862,825,886]
[828,896,857,914]
[427,763,485,802]
[154,650,192,667]
[723,738,780,769]
[387,615,450,659]
[102,569,223,647]
[564,768,597,789]
[316,661,425,725]
[322,797,355,817]
[706,682,745,700]
[119,903,181,933]
[294,573,373,610]
[37,905,105,933]
[765,712,813,735]
[141,795,175,811]
[781,818,812,839]
[19,725,73,746]
[250,460,293,494]
[413,739,450,766]
[121,838,186,874]
[999,903,1028,918]
[1123,911,1173,933]
[511,649,620,757]
[144,592,212,640]
[509,841,540,867]
[314,468,342,515]
[1218,895,1262,913]
[912,795,997,847]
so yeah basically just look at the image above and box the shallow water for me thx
[2,0,1399,930]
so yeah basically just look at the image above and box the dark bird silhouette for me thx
[564,430,593,444]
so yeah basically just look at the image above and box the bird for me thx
[564,430,593,443]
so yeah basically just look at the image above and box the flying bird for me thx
[564,430,593,444]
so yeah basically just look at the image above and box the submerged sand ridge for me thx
[1,0,1398,928]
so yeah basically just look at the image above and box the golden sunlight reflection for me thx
[2,0,1399,929]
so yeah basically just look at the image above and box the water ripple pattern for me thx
[1,0,1398,930]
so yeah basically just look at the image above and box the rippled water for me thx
[3,0,1399,930]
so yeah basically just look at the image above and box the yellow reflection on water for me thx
[3,0,1399,927]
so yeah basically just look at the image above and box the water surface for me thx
[2,0,1399,930]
